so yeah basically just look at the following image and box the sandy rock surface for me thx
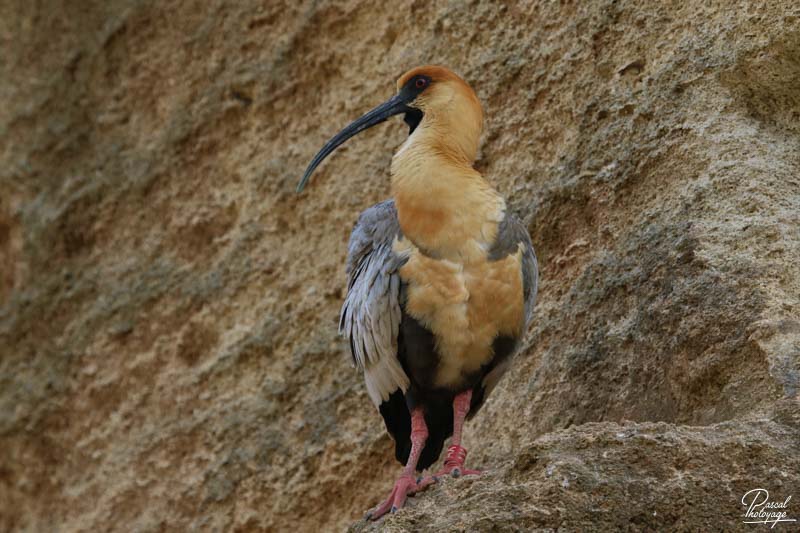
[1,1,798,531]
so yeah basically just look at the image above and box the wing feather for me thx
[489,211,538,329]
[339,200,410,406]
[480,211,539,394]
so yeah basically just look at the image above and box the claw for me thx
[413,474,438,491]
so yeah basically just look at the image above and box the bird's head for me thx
[297,65,482,193]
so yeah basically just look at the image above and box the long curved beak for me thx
[297,93,412,193]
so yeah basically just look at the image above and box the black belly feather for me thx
[378,284,519,470]
[378,390,411,464]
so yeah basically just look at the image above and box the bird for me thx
[298,65,538,520]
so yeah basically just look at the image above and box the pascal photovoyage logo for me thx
[742,488,796,528]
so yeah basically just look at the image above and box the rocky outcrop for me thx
[1,1,798,531]
[353,401,799,532]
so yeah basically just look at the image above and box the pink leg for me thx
[367,408,428,520]
[434,389,481,478]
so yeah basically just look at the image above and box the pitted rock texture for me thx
[1,1,798,532]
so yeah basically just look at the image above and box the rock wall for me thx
[1,1,798,531]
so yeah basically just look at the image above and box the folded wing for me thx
[339,200,410,407]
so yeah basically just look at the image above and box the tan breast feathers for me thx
[394,238,525,388]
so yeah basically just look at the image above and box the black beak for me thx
[297,93,413,193]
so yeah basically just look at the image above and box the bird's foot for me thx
[433,444,481,478]
[366,474,425,521]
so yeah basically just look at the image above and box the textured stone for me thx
[0,1,798,531]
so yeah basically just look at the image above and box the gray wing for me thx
[489,211,539,330]
[339,200,410,407]
[480,211,538,397]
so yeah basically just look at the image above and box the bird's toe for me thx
[433,464,482,479]
[367,474,418,520]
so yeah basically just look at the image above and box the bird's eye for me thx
[415,78,427,89]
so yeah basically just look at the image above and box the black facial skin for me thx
[297,74,433,192]
[399,75,430,134]
[404,107,424,134]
